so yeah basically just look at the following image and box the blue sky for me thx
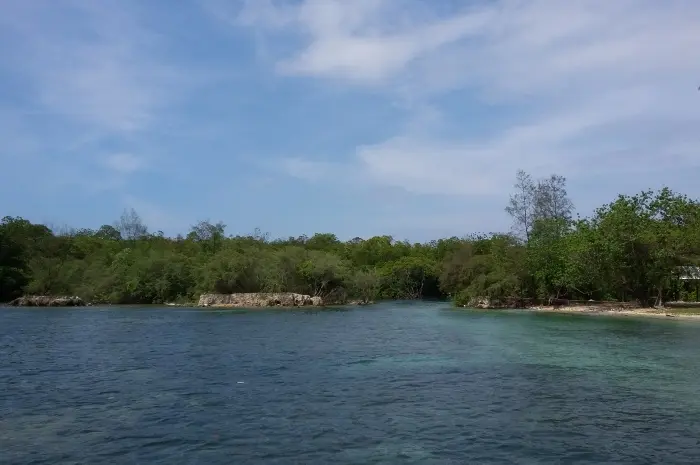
[1,0,699,241]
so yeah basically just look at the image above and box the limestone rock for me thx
[466,297,497,309]
[8,295,86,307]
[198,293,324,308]
[465,297,528,309]
[665,301,700,309]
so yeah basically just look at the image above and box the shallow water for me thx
[2,302,700,464]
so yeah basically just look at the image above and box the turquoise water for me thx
[2,302,700,464]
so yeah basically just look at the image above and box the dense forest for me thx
[2,171,700,306]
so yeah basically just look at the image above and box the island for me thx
[2,171,700,317]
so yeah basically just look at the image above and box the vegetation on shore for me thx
[2,170,700,307]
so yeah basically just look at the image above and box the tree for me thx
[506,170,574,242]
[581,189,700,306]
[188,220,226,242]
[115,209,148,240]
[305,233,341,252]
[187,220,226,254]
[527,218,570,299]
[0,227,27,301]
[95,225,122,241]
[534,174,574,223]
[2,185,699,308]
[298,251,350,299]
[349,269,381,302]
[558,219,608,300]
[440,234,524,306]
[505,170,536,241]
[346,235,396,267]
[380,256,438,300]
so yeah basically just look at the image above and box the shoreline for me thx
[0,300,375,309]
[4,299,700,320]
[2,293,375,309]
[521,305,700,320]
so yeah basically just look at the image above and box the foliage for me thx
[505,170,574,241]
[1,176,699,308]
[379,256,439,300]
[440,234,525,305]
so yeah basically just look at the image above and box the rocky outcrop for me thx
[198,293,323,308]
[464,297,529,309]
[664,301,700,309]
[466,297,496,309]
[8,295,86,307]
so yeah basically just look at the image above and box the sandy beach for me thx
[527,304,700,320]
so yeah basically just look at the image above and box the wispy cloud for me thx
[225,0,700,199]
[0,1,175,134]
[276,3,494,83]
[102,153,146,175]
[357,87,664,195]
[0,0,221,222]
[229,0,495,84]
[2,0,699,239]
[278,157,332,181]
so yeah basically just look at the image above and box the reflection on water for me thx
[2,303,700,464]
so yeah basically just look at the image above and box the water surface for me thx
[2,302,700,464]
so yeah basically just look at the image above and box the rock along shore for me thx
[7,295,86,307]
[464,297,700,319]
[198,293,323,308]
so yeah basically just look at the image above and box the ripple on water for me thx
[2,303,700,464]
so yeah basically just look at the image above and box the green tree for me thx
[348,269,381,302]
[298,251,350,300]
[380,256,439,300]
[441,235,524,306]
[187,220,226,255]
[0,227,27,301]
[526,218,570,299]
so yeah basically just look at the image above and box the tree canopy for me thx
[2,173,699,307]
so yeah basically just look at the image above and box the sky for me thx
[1,0,699,241]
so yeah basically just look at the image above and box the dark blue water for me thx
[2,302,700,464]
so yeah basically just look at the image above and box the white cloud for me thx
[1,2,154,133]
[0,0,215,141]
[279,157,331,181]
[103,153,145,174]
[231,0,494,84]
[228,0,700,198]
[277,9,494,83]
[355,86,669,195]
[271,156,367,189]
[0,0,224,216]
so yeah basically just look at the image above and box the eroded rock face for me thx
[198,293,324,308]
[464,297,528,309]
[8,295,86,307]
[466,297,493,309]
[665,301,700,309]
